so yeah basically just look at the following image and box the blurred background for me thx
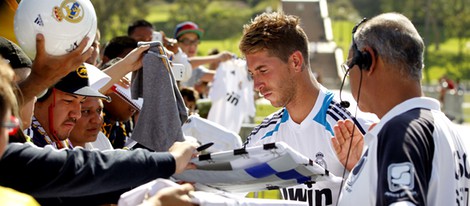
[2,0,469,124]
[88,0,470,123]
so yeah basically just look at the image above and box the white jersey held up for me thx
[339,97,470,206]
[208,59,255,134]
[244,88,378,206]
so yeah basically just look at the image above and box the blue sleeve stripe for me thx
[314,91,368,136]
[245,162,278,178]
[249,108,284,136]
[260,109,289,140]
[313,92,335,136]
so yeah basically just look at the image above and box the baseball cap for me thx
[0,36,32,69]
[174,21,204,39]
[85,63,111,91]
[54,65,110,101]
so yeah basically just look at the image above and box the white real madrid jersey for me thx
[208,59,255,133]
[339,97,470,206]
[244,88,378,206]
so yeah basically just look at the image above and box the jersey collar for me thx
[368,97,440,136]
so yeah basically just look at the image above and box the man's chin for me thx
[57,135,69,141]
[85,132,100,140]
[269,100,283,108]
[57,130,73,141]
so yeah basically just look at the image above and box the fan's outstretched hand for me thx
[332,120,364,171]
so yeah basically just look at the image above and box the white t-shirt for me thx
[85,132,114,151]
[339,97,470,206]
[208,59,255,133]
[245,87,378,206]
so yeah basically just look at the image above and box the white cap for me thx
[84,63,111,90]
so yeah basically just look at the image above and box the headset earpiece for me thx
[360,50,372,70]
[350,17,372,71]
[352,46,372,71]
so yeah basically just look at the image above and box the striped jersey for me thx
[339,97,470,206]
[244,87,378,206]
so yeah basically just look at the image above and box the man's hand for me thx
[140,183,196,206]
[216,51,234,62]
[168,140,199,174]
[161,31,179,54]
[99,44,150,93]
[122,44,151,72]
[331,119,364,171]
[19,34,92,104]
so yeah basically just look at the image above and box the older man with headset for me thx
[333,12,469,206]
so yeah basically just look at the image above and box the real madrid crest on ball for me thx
[53,0,85,23]
[14,0,97,59]
[314,152,327,169]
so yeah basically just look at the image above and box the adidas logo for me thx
[34,14,44,27]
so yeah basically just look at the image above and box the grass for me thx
[254,100,280,124]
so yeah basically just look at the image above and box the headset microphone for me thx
[340,99,350,108]
[339,66,350,108]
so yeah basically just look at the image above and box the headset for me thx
[339,17,370,108]
[335,17,370,206]
[351,18,372,71]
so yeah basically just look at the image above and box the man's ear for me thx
[364,46,376,73]
[290,51,303,72]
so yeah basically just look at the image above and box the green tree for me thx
[166,0,252,40]
[92,0,151,42]
[441,0,470,79]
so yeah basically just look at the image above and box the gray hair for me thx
[354,13,424,81]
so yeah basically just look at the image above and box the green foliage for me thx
[427,38,470,81]
[331,20,355,61]
[94,0,278,43]
[350,0,380,17]
[93,0,468,79]
[165,0,253,40]
[93,0,150,42]
[196,99,211,119]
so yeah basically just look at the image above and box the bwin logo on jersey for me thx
[388,162,414,192]
[226,91,240,106]
[314,152,327,169]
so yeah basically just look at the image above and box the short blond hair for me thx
[239,11,310,70]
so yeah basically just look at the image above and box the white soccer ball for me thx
[14,0,97,59]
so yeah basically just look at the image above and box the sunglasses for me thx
[178,38,200,46]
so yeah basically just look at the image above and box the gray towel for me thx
[131,42,188,151]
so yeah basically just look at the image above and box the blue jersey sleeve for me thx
[375,108,435,206]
